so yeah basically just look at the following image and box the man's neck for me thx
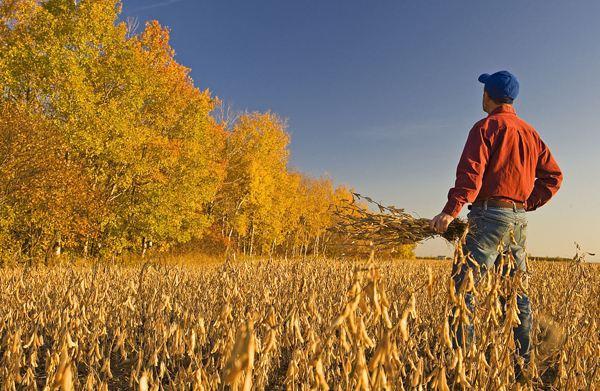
[485,103,513,115]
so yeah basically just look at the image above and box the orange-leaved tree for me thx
[0,0,225,258]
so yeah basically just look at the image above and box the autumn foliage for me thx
[0,0,411,263]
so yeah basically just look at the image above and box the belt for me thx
[468,198,525,211]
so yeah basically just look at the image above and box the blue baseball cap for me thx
[478,70,519,101]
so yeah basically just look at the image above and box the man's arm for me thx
[443,123,491,217]
[525,140,562,211]
[431,122,491,233]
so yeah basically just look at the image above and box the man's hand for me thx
[430,212,455,234]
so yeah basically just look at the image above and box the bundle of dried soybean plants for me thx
[331,193,467,249]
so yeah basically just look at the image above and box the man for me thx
[430,70,563,374]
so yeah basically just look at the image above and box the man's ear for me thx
[482,89,491,110]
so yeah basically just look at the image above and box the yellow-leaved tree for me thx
[213,112,291,255]
[0,0,224,259]
[0,0,413,262]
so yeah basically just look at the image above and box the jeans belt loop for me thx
[483,199,488,210]
[512,201,517,212]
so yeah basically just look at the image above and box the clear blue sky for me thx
[122,0,599,260]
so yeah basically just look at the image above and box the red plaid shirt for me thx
[443,105,563,217]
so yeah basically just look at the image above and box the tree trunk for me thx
[269,239,274,260]
[249,223,255,257]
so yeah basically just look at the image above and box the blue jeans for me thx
[452,204,531,363]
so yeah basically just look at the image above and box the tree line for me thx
[0,0,414,263]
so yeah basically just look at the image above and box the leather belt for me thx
[469,198,525,210]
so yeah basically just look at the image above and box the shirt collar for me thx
[489,104,516,116]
